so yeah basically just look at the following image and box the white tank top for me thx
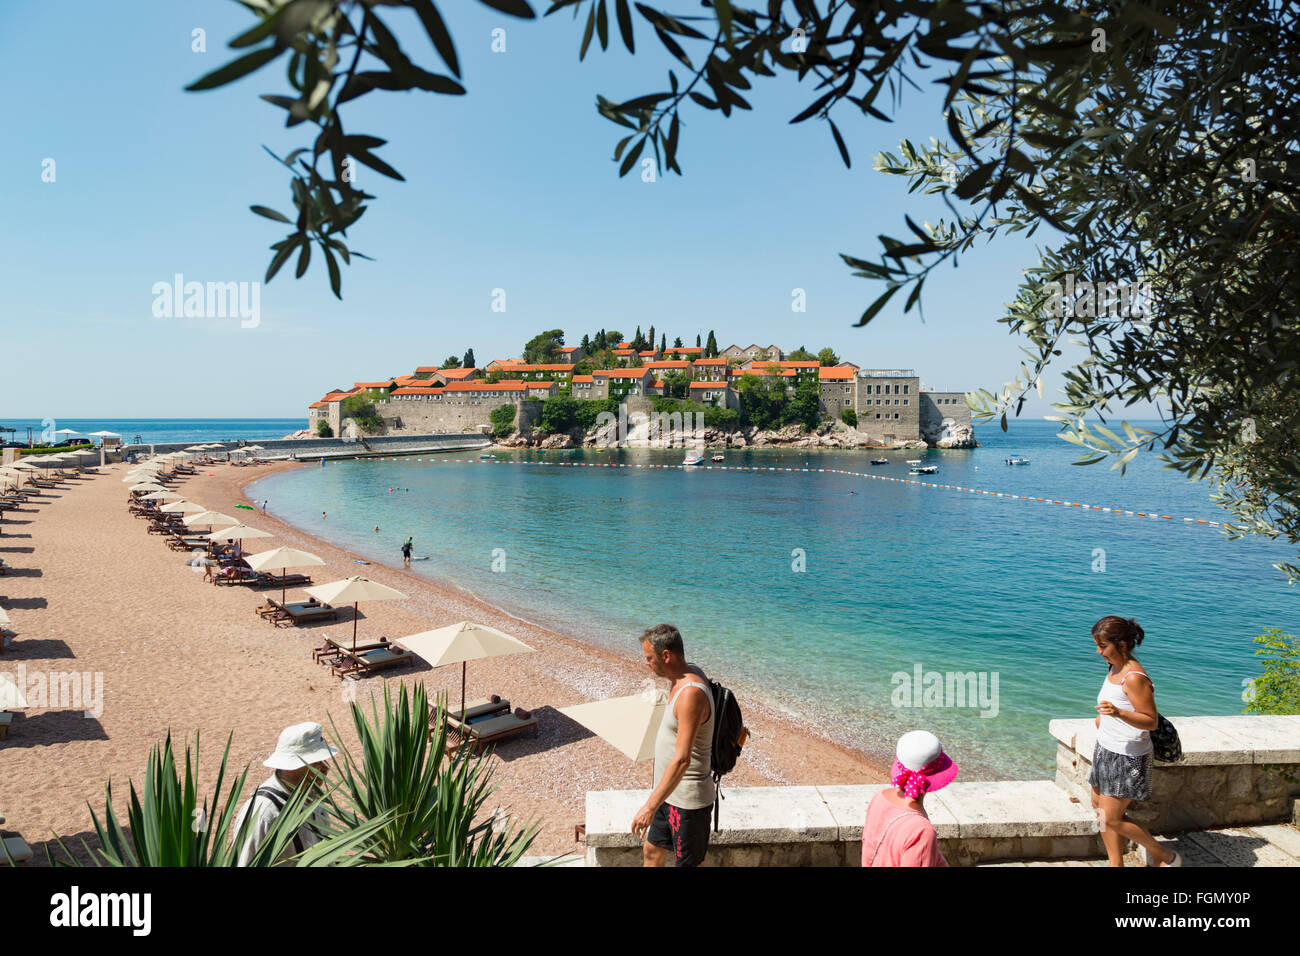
[653,678,715,810]
[1096,670,1153,757]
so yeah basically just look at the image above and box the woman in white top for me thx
[1089,616,1180,867]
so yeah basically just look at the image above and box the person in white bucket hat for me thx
[233,722,338,866]
[861,730,959,867]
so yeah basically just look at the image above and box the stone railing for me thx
[583,715,1299,866]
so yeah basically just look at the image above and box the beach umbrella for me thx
[0,674,27,710]
[202,523,272,561]
[0,606,10,626]
[395,621,535,717]
[304,576,407,652]
[129,483,166,493]
[159,500,205,514]
[244,546,326,602]
[183,510,238,529]
[140,490,184,501]
[559,689,670,786]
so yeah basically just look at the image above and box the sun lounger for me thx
[327,646,414,678]
[429,697,511,733]
[444,710,539,753]
[312,635,390,662]
[0,712,12,740]
[275,604,339,627]
[1,834,33,866]
[214,567,260,586]
[253,572,313,590]
[256,597,319,619]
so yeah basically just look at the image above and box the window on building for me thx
[904,384,909,394]
[904,399,908,405]
[895,413,900,419]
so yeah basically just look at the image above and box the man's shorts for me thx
[646,803,711,867]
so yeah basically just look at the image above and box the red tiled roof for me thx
[414,366,441,373]
[445,381,526,392]
[558,346,580,353]
[731,367,794,377]
[819,366,856,381]
[776,361,820,369]
[692,357,728,366]
[321,391,353,402]
[653,379,665,388]
[612,348,637,355]
[353,380,396,389]
[491,363,573,372]
[592,369,652,379]
[616,342,631,348]
[309,401,326,409]
[390,387,444,396]
[665,346,703,354]
[639,350,658,356]
[689,381,728,390]
[644,361,691,370]
[571,375,594,383]
[439,367,479,380]
[525,381,556,389]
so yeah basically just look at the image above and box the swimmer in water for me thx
[322,511,327,519]
[374,525,380,533]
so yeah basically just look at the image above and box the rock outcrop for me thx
[494,418,972,449]
[926,419,979,449]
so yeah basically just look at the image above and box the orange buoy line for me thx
[365,456,1225,528]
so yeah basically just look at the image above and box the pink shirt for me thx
[861,791,948,867]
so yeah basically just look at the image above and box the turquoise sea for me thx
[243,419,1300,780]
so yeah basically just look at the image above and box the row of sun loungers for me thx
[432,697,540,753]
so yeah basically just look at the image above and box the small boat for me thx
[479,453,498,460]
[1005,454,1031,466]
[909,465,938,475]
[906,459,922,466]
[683,456,705,466]
[711,455,725,462]
[870,458,889,466]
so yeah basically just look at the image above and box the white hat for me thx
[263,722,339,770]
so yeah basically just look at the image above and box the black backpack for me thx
[706,678,748,831]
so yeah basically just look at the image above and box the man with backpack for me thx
[632,624,720,867]
[232,722,337,866]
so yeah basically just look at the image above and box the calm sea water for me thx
[0,419,306,445]
[241,421,1298,779]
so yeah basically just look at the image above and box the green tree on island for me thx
[522,329,565,364]
[189,0,1300,578]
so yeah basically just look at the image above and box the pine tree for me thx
[648,325,656,350]
[695,333,701,348]
[660,334,666,352]
[673,336,683,348]
[706,330,718,357]
[462,348,475,369]
[580,333,591,354]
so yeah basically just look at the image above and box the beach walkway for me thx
[975,821,1300,867]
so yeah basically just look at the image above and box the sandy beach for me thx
[1,459,887,863]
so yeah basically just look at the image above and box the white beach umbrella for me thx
[202,523,272,543]
[183,510,238,528]
[140,490,185,501]
[0,606,10,625]
[245,546,326,602]
[0,674,27,710]
[304,576,407,651]
[129,483,166,493]
[560,690,670,785]
[395,621,536,716]
[159,500,206,514]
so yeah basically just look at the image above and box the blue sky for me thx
[4,1,1121,420]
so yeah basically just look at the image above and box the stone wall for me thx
[377,396,542,437]
[1051,716,1300,833]
[853,374,921,442]
[583,715,1300,866]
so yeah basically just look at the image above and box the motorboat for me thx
[683,456,705,466]
[905,459,923,466]
[870,457,889,465]
[479,454,499,460]
[711,455,725,462]
[1005,454,1031,465]
[909,465,938,475]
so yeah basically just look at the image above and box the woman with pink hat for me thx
[862,730,958,867]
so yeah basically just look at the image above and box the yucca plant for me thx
[326,683,540,866]
[49,731,394,866]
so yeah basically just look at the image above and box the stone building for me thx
[853,369,921,444]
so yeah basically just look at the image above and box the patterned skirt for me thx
[1088,742,1153,801]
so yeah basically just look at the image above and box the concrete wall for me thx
[119,434,491,460]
